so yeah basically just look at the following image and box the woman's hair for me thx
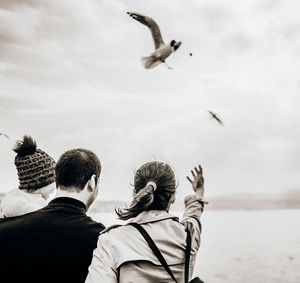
[116,161,177,220]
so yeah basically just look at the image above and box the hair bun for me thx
[13,135,37,157]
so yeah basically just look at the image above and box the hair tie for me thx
[146,181,157,191]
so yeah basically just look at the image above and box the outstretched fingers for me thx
[187,165,203,183]
[186,176,193,183]
[197,165,203,175]
[194,165,202,174]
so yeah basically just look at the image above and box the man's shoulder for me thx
[0,209,105,240]
[0,202,106,231]
[0,211,38,238]
[0,208,41,223]
[49,210,106,233]
[85,215,106,231]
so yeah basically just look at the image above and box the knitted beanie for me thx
[14,136,56,191]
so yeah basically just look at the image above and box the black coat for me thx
[0,197,105,283]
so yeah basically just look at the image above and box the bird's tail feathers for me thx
[141,56,162,69]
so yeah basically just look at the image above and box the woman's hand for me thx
[186,165,204,198]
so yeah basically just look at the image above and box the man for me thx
[0,148,105,283]
[0,135,56,217]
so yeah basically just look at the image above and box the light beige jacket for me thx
[86,194,204,283]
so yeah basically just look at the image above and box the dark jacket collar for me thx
[48,197,87,212]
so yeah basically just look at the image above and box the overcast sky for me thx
[0,0,299,201]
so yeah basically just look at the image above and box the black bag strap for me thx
[128,222,178,283]
[185,228,192,283]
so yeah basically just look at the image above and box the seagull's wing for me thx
[0,132,10,139]
[208,111,223,125]
[127,12,164,49]
[214,116,223,125]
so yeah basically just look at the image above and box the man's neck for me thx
[55,188,88,207]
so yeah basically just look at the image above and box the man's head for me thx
[55,148,101,208]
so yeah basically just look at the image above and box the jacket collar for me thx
[47,197,87,212]
[127,210,179,224]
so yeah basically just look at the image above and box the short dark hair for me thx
[55,148,101,191]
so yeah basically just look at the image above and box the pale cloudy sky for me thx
[0,0,299,201]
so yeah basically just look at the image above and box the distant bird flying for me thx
[127,12,182,69]
[208,111,223,125]
[0,132,10,139]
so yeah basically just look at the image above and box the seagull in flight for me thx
[208,111,223,126]
[127,12,182,69]
[0,132,10,139]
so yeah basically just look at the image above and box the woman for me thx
[86,161,206,282]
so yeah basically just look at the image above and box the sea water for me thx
[89,209,300,283]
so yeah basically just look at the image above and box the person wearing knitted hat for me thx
[0,147,105,283]
[0,135,56,218]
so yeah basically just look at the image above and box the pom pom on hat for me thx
[13,136,37,157]
[14,135,56,191]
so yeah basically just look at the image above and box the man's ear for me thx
[87,175,97,192]
[170,192,176,204]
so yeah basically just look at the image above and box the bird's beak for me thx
[174,41,182,51]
